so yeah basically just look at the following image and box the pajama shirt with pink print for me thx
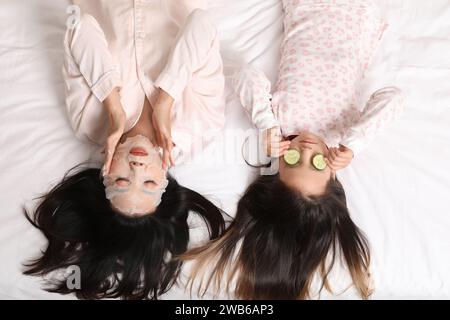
[233,0,405,157]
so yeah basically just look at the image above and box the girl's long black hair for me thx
[183,174,372,299]
[23,166,226,300]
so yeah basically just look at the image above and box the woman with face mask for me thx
[24,2,227,299]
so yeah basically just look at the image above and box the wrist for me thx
[103,88,124,113]
[154,89,174,109]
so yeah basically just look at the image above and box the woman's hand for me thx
[263,127,291,157]
[326,145,354,171]
[102,88,126,177]
[152,89,175,169]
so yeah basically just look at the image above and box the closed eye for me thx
[144,180,156,186]
[115,178,130,187]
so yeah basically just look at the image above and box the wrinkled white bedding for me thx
[0,0,449,299]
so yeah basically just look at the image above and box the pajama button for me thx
[138,32,146,39]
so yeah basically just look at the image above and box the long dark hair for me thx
[23,166,226,300]
[182,174,372,299]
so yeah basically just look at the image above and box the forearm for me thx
[341,87,405,156]
[103,87,125,116]
[153,89,175,111]
[232,65,279,130]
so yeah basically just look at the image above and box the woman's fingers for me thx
[102,140,116,176]
[155,129,164,148]
[278,147,290,157]
[160,134,174,169]
[270,141,291,149]
[165,136,175,167]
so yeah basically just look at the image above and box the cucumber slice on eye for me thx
[312,154,327,171]
[283,149,301,166]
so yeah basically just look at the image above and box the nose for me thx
[299,147,314,160]
[130,161,144,167]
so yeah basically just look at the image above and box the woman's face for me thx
[103,135,168,216]
[279,131,335,196]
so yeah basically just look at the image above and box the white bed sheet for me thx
[0,0,449,300]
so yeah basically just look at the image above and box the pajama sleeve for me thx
[231,65,279,130]
[340,87,405,156]
[155,9,218,102]
[65,14,122,103]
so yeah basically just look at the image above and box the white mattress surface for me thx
[0,0,449,299]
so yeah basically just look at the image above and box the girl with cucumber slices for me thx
[182,0,405,300]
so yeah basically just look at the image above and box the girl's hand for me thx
[152,89,175,169]
[326,145,354,171]
[102,101,126,177]
[263,127,291,157]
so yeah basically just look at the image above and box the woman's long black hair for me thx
[23,166,226,300]
[183,174,372,299]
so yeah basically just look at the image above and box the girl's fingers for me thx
[329,156,347,165]
[334,148,353,160]
[343,151,354,160]
[278,141,291,148]
[325,158,334,168]
[334,150,348,159]
[271,141,290,149]
[328,162,342,171]
[326,157,345,170]
[271,144,291,157]
[329,149,337,161]
[330,161,346,169]
[279,148,290,156]
[333,149,344,160]
[102,155,112,177]
[161,135,174,169]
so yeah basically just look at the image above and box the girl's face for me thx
[103,135,168,216]
[279,132,335,196]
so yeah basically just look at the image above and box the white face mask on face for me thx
[102,135,169,216]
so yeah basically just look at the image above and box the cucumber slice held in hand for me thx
[283,149,301,166]
[312,154,327,171]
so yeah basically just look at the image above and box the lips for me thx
[130,147,148,156]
